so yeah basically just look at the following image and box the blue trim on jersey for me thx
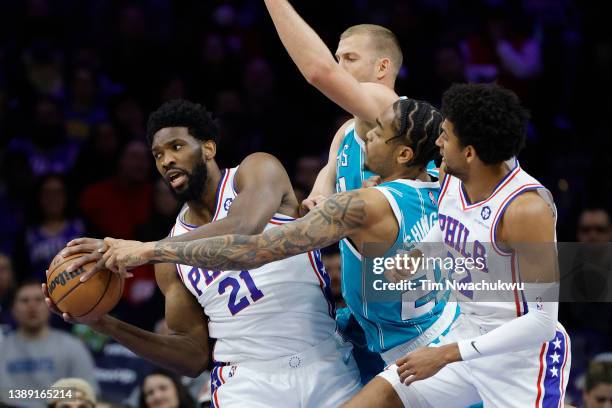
[491,185,544,255]
[542,329,568,407]
[310,250,336,318]
[460,165,520,206]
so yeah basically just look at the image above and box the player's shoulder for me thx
[504,190,554,222]
[236,152,288,179]
[235,152,292,193]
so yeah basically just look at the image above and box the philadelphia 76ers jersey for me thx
[169,167,336,363]
[340,178,456,355]
[436,161,557,331]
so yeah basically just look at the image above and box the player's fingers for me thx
[41,283,49,297]
[396,355,410,367]
[403,373,419,386]
[66,251,101,273]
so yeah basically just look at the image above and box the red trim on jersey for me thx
[559,329,569,407]
[489,183,543,256]
[535,343,547,408]
[459,166,521,210]
[213,389,220,408]
[438,174,451,207]
[212,170,231,222]
[219,366,225,383]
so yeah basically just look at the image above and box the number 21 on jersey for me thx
[218,271,264,315]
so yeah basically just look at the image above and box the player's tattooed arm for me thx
[150,191,367,271]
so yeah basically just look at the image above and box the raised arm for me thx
[263,0,398,122]
[301,119,352,215]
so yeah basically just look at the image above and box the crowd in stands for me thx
[0,1,609,406]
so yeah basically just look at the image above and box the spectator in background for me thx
[70,121,123,191]
[138,370,197,408]
[583,360,612,408]
[151,320,210,407]
[0,150,33,254]
[8,97,80,177]
[428,42,467,106]
[0,281,98,408]
[577,208,612,243]
[292,155,324,204]
[14,174,85,281]
[0,253,16,330]
[47,378,97,408]
[64,67,107,142]
[79,140,152,239]
[462,5,541,102]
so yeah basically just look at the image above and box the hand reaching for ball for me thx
[41,282,104,326]
[99,238,156,276]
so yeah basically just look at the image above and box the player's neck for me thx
[17,325,49,340]
[384,166,429,183]
[184,165,223,225]
[462,163,510,203]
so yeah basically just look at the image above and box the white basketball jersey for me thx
[437,162,557,331]
[169,167,336,363]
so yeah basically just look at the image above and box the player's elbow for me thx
[183,354,209,378]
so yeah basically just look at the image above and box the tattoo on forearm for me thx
[153,191,366,270]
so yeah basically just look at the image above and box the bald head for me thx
[339,24,403,82]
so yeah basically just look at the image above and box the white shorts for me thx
[378,314,571,408]
[210,334,361,408]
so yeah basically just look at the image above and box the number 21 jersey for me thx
[169,167,336,363]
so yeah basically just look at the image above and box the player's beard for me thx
[170,157,208,203]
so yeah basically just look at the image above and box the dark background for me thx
[0,0,610,405]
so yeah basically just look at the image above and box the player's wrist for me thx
[441,343,462,364]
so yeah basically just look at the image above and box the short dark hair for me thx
[585,361,612,392]
[138,369,196,408]
[391,98,442,168]
[441,83,528,165]
[146,99,220,146]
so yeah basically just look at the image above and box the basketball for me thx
[46,252,124,320]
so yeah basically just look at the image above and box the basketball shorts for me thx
[378,314,571,408]
[210,334,361,407]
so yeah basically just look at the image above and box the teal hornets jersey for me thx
[336,122,375,193]
[335,122,438,193]
[340,179,450,353]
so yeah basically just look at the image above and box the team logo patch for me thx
[428,191,437,206]
[224,198,234,211]
[481,206,491,220]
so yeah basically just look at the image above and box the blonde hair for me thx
[340,24,403,76]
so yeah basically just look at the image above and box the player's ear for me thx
[464,145,476,164]
[202,140,216,161]
[377,57,391,80]
[396,145,414,166]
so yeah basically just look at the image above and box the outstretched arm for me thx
[263,0,398,123]
[102,190,372,273]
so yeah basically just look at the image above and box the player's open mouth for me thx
[166,170,188,189]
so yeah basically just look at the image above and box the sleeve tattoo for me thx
[151,191,366,270]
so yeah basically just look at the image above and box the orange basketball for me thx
[46,252,124,320]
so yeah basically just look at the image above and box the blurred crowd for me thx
[0,0,610,407]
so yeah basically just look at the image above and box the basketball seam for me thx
[72,271,112,318]
[55,280,84,306]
